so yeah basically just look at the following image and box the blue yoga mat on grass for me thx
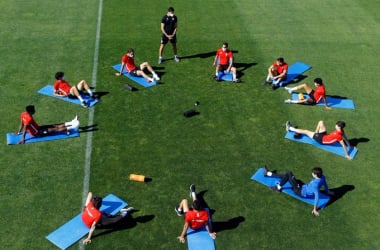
[187,208,215,250]
[291,93,355,109]
[46,194,128,250]
[285,131,358,159]
[251,167,330,208]
[219,71,233,82]
[112,64,157,88]
[273,62,311,86]
[38,85,99,107]
[6,130,79,145]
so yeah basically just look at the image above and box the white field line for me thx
[79,0,103,249]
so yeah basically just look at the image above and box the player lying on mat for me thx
[284,77,330,109]
[264,166,334,216]
[175,184,216,243]
[15,105,79,144]
[82,192,134,245]
[115,48,160,83]
[53,72,98,108]
[286,120,353,160]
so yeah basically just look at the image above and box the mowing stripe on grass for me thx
[80,0,103,249]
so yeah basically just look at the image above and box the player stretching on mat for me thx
[284,77,330,109]
[264,166,334,216]
[175,184,216,243]
[82,192,134,245]
[53,72,97,108]
[116,48,160,83]
[286,120,353,160]
[212,42,241,83]
[263,57,288,88]
[16,105,79,144]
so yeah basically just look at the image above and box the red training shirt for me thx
[53,80,72,96]
[121,54,137,72]
[81,201,102,228]
[185,210,209,230]
[313,85,326,103]
[272,61,288,74]
[21,111,39,135]
[216,49,233,66]
[322,130,343,144]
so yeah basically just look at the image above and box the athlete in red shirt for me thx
[284,78,330,109]
[286,120,352,160]
[213,42,240,82]
[175,184,216,244]
[53,72,97,108]
[15,105,79,144]
[116,48,160,83]
[82,192,135,245]
[263,57,288,87]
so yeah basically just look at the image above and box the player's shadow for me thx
[325,185,355,207]
[196,190,245,233]
[349,137,369,147]
[79,124,98,133]
[92,213,155,239]
[180,50,239,60]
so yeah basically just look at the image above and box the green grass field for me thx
[1,0,379,249]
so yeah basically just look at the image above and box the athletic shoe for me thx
[262,80,271,86]
[174,56,180,62]
[189,184,196,198]
[263,165,269,176]
[81,101,88,108]
[284,99,292,104]
[271,84,279,90]
[213,75,220,81]
[285,121,291,132]
[153,75,160,81]
[158,57,163,64]
[233,78,241,83]
[284,87,292,94]
[175,205,183,216]
[147,78,153,83]
[120,207,134,214]
[270,186,282,193]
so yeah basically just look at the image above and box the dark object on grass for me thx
[184,109,200,117]
[124,84,138,91]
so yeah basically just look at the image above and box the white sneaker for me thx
[174,56,180,62]
[284,99,292,104]
[120,207,134,213]
[153,74,160,81]
[284,87,292,94]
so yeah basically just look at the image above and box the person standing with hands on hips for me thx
[158,7,180,64]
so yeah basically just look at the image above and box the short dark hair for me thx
[222,42,229,48]
[336,121,346,129]
[92,196,103,209]
[55,72,64,80]
[314,77,323,85]
[277,57,284,63]
[312,167,323,178]
[168,7,174,12]
[26,105,35,114]
[192,200,203,210]
[127,48,134,53]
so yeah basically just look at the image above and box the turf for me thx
[0,0,379,249]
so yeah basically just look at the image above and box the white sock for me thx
[87,89,93,96]
[174,55,178,58]
[277,184,281,190]
[267,171,273,176]
[289,87,297,92]
[78,96,84,102]
[191,192,196,200]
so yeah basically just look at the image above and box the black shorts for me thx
[218,64,229,71]
[129,67,141,77]
[161,34,177,44]
[35,125,55,137]
[313,131,327,144]
[308,90,317,104]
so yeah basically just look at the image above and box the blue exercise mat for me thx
[38,85,99,107]
[46,194,128,250]
[285,131,358,159]
[291,93,355,109]
[112,64,157,88]
[187,208,215,250]
[6,130,79,145]
[218,71,233,82]
[273,61,311,86]
[251,167,330,208]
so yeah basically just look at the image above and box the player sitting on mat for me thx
[82,192,134,245]
[16,105,79,144]
[175,184,216,243]
[286,120,353,160]
[53,72,97,108]
[115,48,160,83]
[284,77,331,109]
[212,42,241,82]
[263,57,288,88]
[264,166,334,216]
